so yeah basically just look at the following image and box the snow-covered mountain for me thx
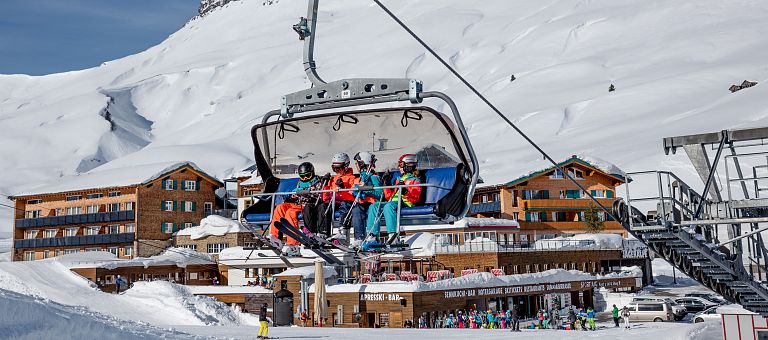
[2,0,768,232]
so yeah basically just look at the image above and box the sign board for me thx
[359,293,403,302]
[723,314,768,340]
[441,279,631,300]
[461,269,479,276]
[491,269,504,277]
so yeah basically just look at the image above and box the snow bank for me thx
[0,236,11,262]
[186,285,272,295]
[0,289,194,339]
[274,265,337,279]
[404,232,436,257]
[177,215,249,240]
[0,259,258,326]
[59,248,215,270]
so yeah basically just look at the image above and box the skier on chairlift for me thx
[348,151,383,248]
[364,154,422,248]
[269,161,321,256]
[311,153,357,240]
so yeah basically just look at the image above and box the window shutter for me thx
[196,180,201,191]
[590,190,596,197]
[540,212,547,222]
[162,201,165,211]
[607,190,614,198]
[192,202,197,212]
[161,222,166,233]
[525,212,531,221]
[542,190,549,199]
[181,181,186,190]
[173,180,178,190]
[173,201,178,211]
[174,223,178,232]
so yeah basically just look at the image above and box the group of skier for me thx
[267,151,422,255]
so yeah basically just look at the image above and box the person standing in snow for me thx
[567,307,577,330]
[611,304,620,327]
[511,305,520,332]
[258,303,269,339]
[621,306,631,329]
[364,154,422,246]
[114,275,126,294]
[586,307,596,331]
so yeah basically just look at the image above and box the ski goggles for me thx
[331,163,346,173]
[298,172,313,181]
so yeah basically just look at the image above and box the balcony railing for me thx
[15,210,135,229]
[469,201,501,214]
[14,232,135,249]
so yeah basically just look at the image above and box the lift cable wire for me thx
[372,0,620,222]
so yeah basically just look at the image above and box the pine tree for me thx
[584,204,605,233]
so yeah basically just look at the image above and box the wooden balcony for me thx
[519,221,623,232]
[519,198,616,210]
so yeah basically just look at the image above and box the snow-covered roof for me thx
[312,268,641,293]
[176,215,250,240]
[60,248,215,269]
[453,217,520,229]
[217,246,342,266]
[505,155,627,186]
[533,233,626,250]
[239,175,263,186]
[16,161,222,197]
[273,265,337,279]
[186,285,273,295]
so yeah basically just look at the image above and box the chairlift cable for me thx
[372,0,619,222]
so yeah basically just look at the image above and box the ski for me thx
[274,218,345,266]
[239,217,295,268]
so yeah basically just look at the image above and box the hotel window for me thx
[124,246,133,258]
[25,210,42,219]
[163,179,175,190]
[598,211,606,222]
[163,201,175,212]
[86,205,100,214]
[183,201,196,212]
[244,268,252,278]
[66,206,82,215]
[44,229,57,238]
[55,208,64,216]
[108,191,121,197]
[568,168,584,179]
[552,212,567,222]
[107,247,119,256]
[481,195,488,203]
[65,195,82,201]
[24,251,35,261]
[125,202,135,211]
[86,193,103,199]
[189,272,198,280]
[55,250,61,257]
[493,193,500,202]
[179,244,197,251]
[512,212,519,221]
[85,248,101,252]
[162,222,175,234]
[184,180,196,191]
[125,224,135,233]
[24,230,38,239]
[64,249,78,255]
[204,202,213,215]
[107,225,120,234]
[183,222,193,229]
[85,226,100,236]
[26,199,43,204]
[244,242,259,249]
[43,250,51,259]
[521,190,549,200]
[591,190,606,198]
[107,203,120,212]
[550,169,564,179]
[207,243,229,254]
[65,228,78,237]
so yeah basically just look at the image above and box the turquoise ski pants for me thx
[366,201,399,235]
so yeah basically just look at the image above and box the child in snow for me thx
[365,154,422,246]
[586,307,596,330]
[621,306,631,329]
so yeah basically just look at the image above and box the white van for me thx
[631,296,687,320]
[625,301,674,322]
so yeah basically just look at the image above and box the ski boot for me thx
[280,245,301,257]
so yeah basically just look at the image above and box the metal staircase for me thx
[614,127,768,316]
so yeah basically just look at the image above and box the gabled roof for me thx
[14,161,222,198]
[505,155,627,187]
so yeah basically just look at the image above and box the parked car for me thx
[675,297,718,313]
[625,301,675,322]
[684,292,727,305]
[631,296,687,320]
[692,305,755,323]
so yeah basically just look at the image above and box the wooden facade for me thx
[469,156,627,239]
[11,163,223,261]
[70,263,220,292]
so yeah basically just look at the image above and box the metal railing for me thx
[15,233,135,249]
[622,170,710,229]
[15,210,136,229]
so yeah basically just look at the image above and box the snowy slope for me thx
[3,0,768,232]
[0,259,258,326]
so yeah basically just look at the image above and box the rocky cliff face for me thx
[198,0,280,17]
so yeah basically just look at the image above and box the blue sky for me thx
[0,0,199,76]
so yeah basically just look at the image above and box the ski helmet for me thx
[398,154,418,173]
[331,152,350,172]
[353,151,376,170]
[297,162,315,181]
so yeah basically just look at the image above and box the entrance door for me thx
[390,312,402,328]
[366,313,376,328]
